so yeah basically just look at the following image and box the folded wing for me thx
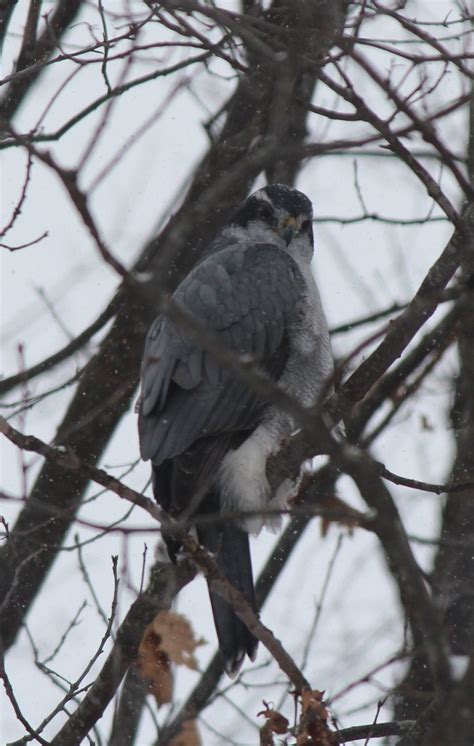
[138,243,304,466]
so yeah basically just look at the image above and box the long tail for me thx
[153,449,259,677]
[197,516,258,677]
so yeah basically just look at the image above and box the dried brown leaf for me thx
[297,690,337,746]
[258,701,289,745]
[319,495,359,537]
[150,610,203,669]
[138,631,172,705]
[137,611,204,706]
[300,690,328,718]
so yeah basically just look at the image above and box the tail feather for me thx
[197,519,258,677]
[153,447,259,677]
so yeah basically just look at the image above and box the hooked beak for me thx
[281,216,297,246]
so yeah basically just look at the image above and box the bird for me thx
[138,184,333,676]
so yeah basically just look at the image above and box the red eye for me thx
[301,219,312,232]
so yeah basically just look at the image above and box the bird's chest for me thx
[291,265,325,354]
[283,259,333,405]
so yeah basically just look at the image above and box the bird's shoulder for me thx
[139,241,307,459]
[174,239,305,329]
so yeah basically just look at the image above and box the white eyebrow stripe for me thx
[253,189,273,205]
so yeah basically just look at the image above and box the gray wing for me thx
[138,243,305,465]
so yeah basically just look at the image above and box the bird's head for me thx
[228,184,314,260]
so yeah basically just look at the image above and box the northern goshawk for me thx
[138,184,333,675]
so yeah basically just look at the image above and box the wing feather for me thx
[138,242,305,464]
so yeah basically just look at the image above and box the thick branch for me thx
[337,446,451,692]
[0,0,84,122]
[331,204,473,418]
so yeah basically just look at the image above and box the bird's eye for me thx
[257,202,275,223]
[301,218,312,232]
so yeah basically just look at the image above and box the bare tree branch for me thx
[0,299,116,396]
[48,560,196,746]
[0,0,84,123]
[336,445,451,692]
